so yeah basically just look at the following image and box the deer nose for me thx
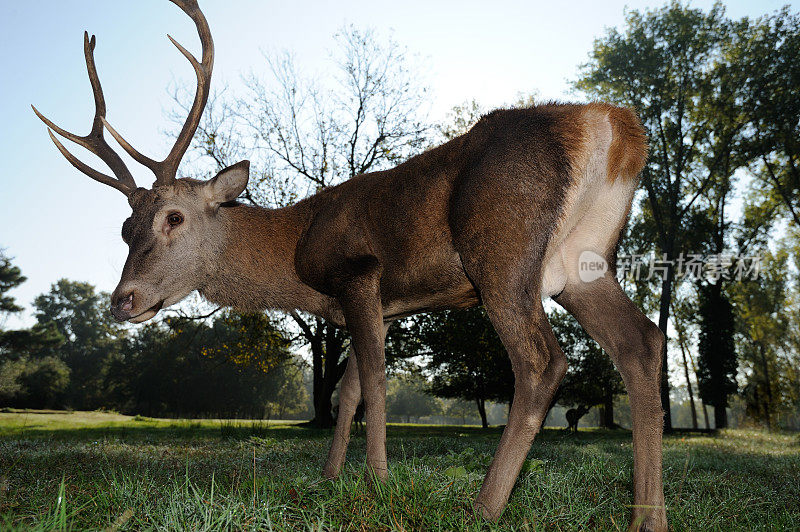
[110,292,134,322]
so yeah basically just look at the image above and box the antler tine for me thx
[44,129,134,196]
[101,0,213,188]
[156,0,214,186]
[36,1,214,191]
[32,32,138,195]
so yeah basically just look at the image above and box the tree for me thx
[443,398,476,426]
[549,310,625,428]
[735,9,800,228]
[386,372,438,423]
[696,282,738,428]
[204,311,291,374]
[671,297,702,429]
[576,2,744,430]
[170,26,431,427]
[416,308,513,428]
[108,311,296,418]
[0,249,26,317]
[733,249,796,429]
[33,279,123,409]
[15,357,70,409]
[0,256,68,409]
[264,362,310,420]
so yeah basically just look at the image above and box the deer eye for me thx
[167,212,184,227]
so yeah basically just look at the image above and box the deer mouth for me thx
[128,300,164,323]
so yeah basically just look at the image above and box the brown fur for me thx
[602,103,649,181]
[112,104,664,530]
[35,6,663,526]
[51,102,663,530]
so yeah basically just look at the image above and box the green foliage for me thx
[384,319,424,373]
[386,372,438,423]
[263,363,310,420]
[30,280,123,410]
[0,260,70,410]
[204,311,292,374]
[107,311,299,418]
[0,322,63,360]
[0,356,70,409]
[733,249,799,429]
[0,274,305,418]
[413,308,513,427]
[15,357,70,409]
[575,1,800,432]
[0,250,26,315]
[419,308,512,403]
[734,8,800,227]
[575,2,738,429]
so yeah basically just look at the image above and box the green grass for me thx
[1,411,798,530]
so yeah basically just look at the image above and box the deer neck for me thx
[199,203,333,317]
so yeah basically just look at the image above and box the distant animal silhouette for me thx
[353,400,365,433]
[565,405,590,433]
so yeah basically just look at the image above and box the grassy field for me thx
[0,410,798,530]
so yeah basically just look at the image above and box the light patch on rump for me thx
[540,108,639,298]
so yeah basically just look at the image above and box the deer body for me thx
[34,2,667,529]
[202,103,639,324]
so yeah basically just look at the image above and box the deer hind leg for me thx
[477,298,568,519]
[323,322,391,480]
[456,236,567,520]
[555,276,666,532]
[323,346,360,479]
[472,286,567,520]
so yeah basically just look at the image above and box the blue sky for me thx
[0,0,794,328]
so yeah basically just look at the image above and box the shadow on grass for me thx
[0,419,647,445]
[0,421,327,442]
[1,408,729,447]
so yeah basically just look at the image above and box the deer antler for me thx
[103,0,214,187]
[32,32,137,196]
[33,0,214,194]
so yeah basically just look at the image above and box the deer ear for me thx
[204,160,250,207]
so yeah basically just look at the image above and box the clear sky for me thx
[0,0,793,328]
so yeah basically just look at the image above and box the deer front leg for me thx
[338,277,389,481]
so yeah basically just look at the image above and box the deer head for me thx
[33,0,249,323]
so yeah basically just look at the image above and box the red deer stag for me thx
[33,1,666,529]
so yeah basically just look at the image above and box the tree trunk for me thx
[677,329,698,429]
[601,393,615,429]
[657,261,675,432]
[758,342,773,430]
[307,322,349,428]
[310,333,326,426]
[714,403,727,429]
[476,398,488,429]
[688,347,711,430]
